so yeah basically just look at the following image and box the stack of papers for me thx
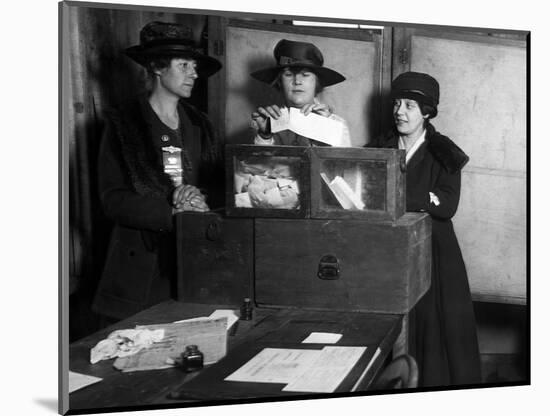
[88,310,237,373]
[114,317,228,372]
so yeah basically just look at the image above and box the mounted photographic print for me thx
[59,0,529,414]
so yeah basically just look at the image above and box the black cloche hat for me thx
[125,21,222,77]
[391,71,440,117]
[250,39,346,88]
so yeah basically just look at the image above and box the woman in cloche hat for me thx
[250,39,351,146]
[376,72,481,387]
[93,22,224,321]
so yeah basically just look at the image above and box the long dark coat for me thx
[92,96,223,320]
[376,123,481,387]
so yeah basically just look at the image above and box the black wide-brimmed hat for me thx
[125,21,222,77]
[250,39,346,88]
[391,71,440,117]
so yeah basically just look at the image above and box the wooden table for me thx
[68,300,402,414]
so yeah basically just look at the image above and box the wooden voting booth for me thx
[207,19,385,147]
[207,20,527,305]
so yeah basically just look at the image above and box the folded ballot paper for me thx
[321,172,365,210]
[270,107,346,146]
[90,311,237,372]
[234,160,300,210]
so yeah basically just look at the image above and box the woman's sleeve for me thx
[98,123,174,232]
[426,168,462,220]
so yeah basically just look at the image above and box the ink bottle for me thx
[240,297,253,321]
[181,345,204,372]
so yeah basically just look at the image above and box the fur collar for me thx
[375,123,469,174]
[106,96,220,199]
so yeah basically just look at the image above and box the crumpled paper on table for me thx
[90,328,165,364]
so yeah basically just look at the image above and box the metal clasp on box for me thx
[317,254,340,280]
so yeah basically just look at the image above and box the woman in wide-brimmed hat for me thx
[376,71,481,387]
[93,21,224,321]
[250,39,351,147]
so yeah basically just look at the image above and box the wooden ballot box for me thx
[174,146,430,396]
[225,145,407,221]
[177,144,430,314]
[255,214,430,314]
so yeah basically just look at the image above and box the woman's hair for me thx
[420,104,437,119]
[143,56,171,91]
[272,67,324,95]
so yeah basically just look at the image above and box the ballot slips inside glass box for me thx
[310,147,406,221]
[225,145,310,218]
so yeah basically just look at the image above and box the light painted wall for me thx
[411,34,527,303]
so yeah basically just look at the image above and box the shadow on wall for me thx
[226,55,283,144]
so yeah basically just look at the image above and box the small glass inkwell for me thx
[180,345,204,372]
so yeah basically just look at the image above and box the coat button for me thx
[161,135,170,142]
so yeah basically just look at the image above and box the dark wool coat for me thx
[92,96,223,320]
[375,123,481,387]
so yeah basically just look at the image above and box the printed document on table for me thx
[225,348,321,383]
[270,107,345,146]
[283,346,367,393]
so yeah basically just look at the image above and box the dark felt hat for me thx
[391,72,440,117]
[250,39,346,87]
[125,21,222,77]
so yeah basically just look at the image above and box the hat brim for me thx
[125,45,222,77]
[250,64,345,87]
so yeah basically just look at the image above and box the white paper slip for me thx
[269,107,291,132]
[302,332,343,344]
[225,348,321,384]
[209,309,240,331]
[270,107,346,146]
[172,316,209,323]
[283,346,367,393]
[69,371,102,393]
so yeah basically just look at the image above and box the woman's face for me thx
[280,67,318,108]
[393,98,429,139]
[156,58,198,98]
